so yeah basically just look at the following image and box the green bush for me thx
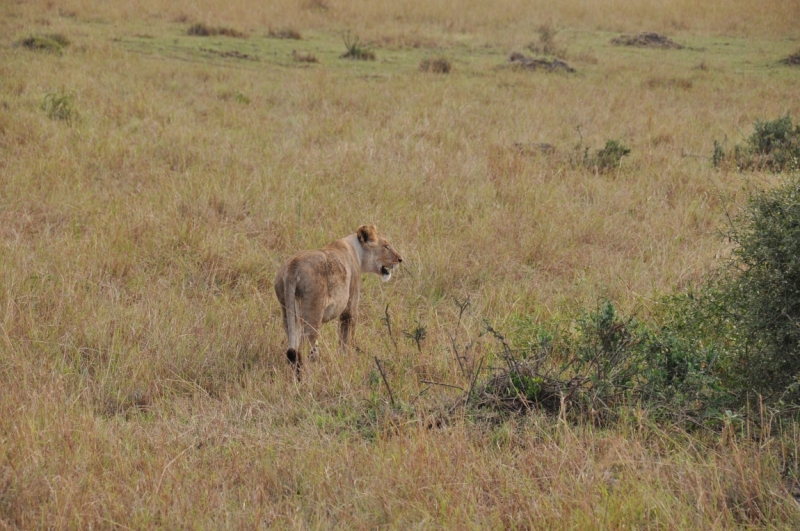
[479,177,800,423]
[494,300,723,423]
[571,138,631,174]
[594,140,632,173]
[714,176,800,401]
[713,115,800,173]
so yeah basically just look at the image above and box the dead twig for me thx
[420,380,464,392]
[449,297,470,378]
[466,356,484,405]
[373,356,395,408]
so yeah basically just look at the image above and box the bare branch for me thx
[373,356,395,408]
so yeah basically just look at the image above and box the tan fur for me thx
[274,225,403,377]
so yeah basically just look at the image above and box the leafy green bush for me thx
[713,115,800,173]
[594,140,632,172]
[485,300,722,423]
[478,176,800,422]
[714,176,800,401]
[572,138,631,174]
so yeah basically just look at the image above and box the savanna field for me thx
[2,0,800,528]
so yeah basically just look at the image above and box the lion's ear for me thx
[357,225,378,244]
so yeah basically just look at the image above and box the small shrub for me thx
[594,140,632,172]
[341,31,375,61]
[713,115,800,173]
[419,57,451,74]
[42,92,76,123]
[17,33,70,54]
[572,137,631,174]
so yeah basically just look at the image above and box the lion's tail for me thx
[284,270,302,376]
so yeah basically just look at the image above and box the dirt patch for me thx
[506,52,575,73]
[419,57,451,74]
[781,50,800,65]
[611,32,682,49]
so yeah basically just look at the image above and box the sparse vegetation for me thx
[3,0,800,527]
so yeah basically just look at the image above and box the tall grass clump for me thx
[713,115,800,173]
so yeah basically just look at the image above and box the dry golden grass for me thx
[2,0,800,527]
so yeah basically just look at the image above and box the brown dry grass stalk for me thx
[2,0,800,527]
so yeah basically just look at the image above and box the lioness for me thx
[274,225,402,377]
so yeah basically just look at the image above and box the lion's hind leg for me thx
[299,298,324,363]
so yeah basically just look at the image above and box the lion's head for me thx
[357,224,403,281]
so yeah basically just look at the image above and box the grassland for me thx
[2,0,800,528]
